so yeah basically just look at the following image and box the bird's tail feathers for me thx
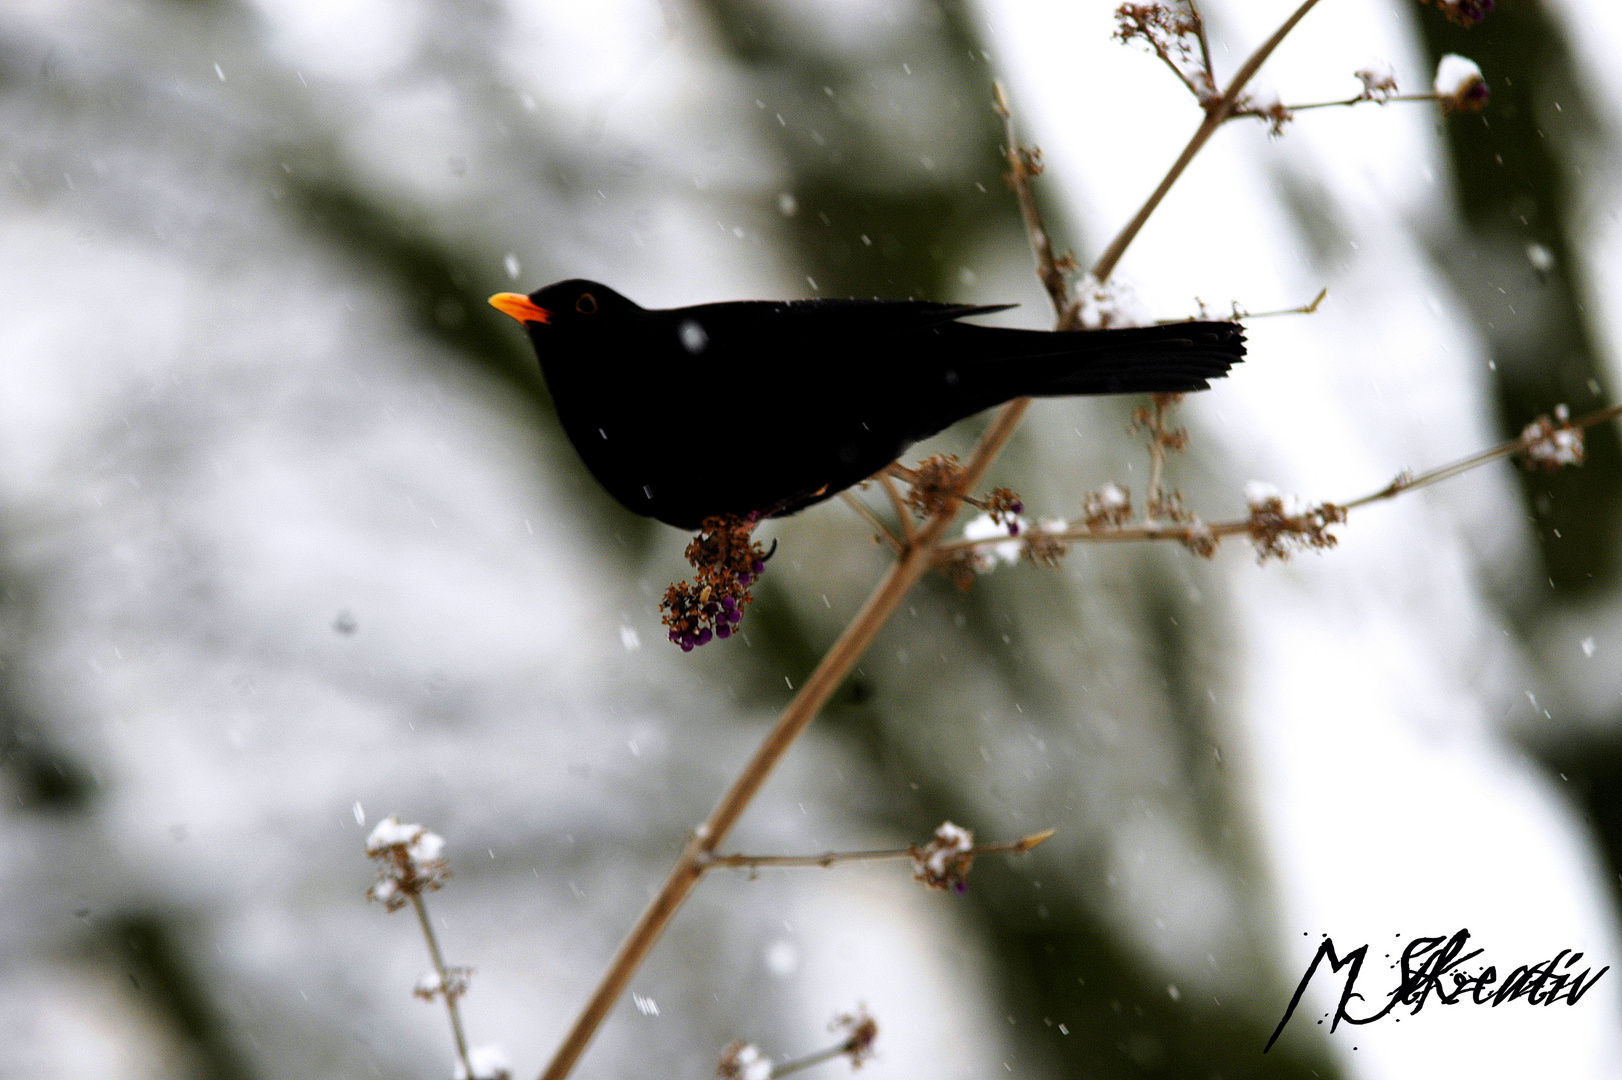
[964,320,1245,401]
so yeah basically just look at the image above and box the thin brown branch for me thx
[992,81,1076,325]
[1091,0,1323,284]
[1234,287,1327,320]
[1341,402,1622,510]
[1149,38,1208,100]
[1237,91,1438,117]
[933,403,1622,562]
[1190,2,1216,95]
[704,828,1056,871]
[839,491,903,552]
[412,895,474,1080]
[1156,287,1327,324]
[879,473,918,544]
[539,521,958,1080]
[769,1043,848,1079]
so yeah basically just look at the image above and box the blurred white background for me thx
[1,2,1620,1079]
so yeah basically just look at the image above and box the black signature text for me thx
[1265,929,1608,1052]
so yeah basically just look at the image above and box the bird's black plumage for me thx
[490,279,1244,529]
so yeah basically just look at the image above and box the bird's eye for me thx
[576,293,598,315]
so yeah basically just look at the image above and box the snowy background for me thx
[2,1,1621,1079]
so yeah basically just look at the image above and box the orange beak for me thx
[488,292,552,324]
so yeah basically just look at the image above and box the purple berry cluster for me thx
[660,516,769,651]
[1425,0,1494,26]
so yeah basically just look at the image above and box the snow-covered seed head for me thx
[1520,407,1585,471]
[366,817,451,910]
[910,821,976,892]
[717,1041,772,1080]
[1434,54,1489,114]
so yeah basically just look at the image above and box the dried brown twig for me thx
[367,819,476,1080]
[702,828,1055,873]
[935,403,1622,565]
[539,7,1322,1079]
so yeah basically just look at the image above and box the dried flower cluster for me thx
[1082,482,1133,529]
[717,1041,773,1080]
[1133,394,1190,454]
[911,821,975,893]
[1113,2,1214,102]
[1252,96,1295,138]
[1421,0,1495,27]
[1520,405,1585,471]
[1243,481,1347,563]
[1182,520,1218,559]
[831,1008,879,1070]
[984,487,1025,535]
[415,967,473,1002]
[661,515,768,650]
[1023,519,1072,567]
[366,817,451,911]
[1434,54,1490,114]
[1354,65,1400,103]
[904,454,968,518]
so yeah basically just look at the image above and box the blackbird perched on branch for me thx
[490,280,1244,530]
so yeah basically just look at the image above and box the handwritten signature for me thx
[1264,929,1608,1052]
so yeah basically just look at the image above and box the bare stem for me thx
[839,491,903,552]
[1142,397,1176,521]
[1237,91,1438,117]
[412,895,474,1080]
[1231,287,1328,321]
[1340,402,1622,510]
[1091,0,1323,284]
[539,523,959,1080]
[705,828,1055,872]
[769,1043,849,1079]
[879,473,918,544]
[934,403,1622,561]
[1190,2,1216,94]
[992,81,1076,326]
[1156,287,1326,324]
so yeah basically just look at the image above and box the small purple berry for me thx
[954,880,969,894]
[716,623,732,639]
[720,596,736,611]
[737,572,752,586]
[680,639,695,652]
[752,559,765,574]
[702,602,718,616]
[1008,522,1021,536]
[696,628,712,645]
[726,608,742,624]
[1010,500,1023,514]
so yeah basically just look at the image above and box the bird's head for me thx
[488,279,640,331]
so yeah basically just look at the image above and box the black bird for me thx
[490,280,1243,530]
